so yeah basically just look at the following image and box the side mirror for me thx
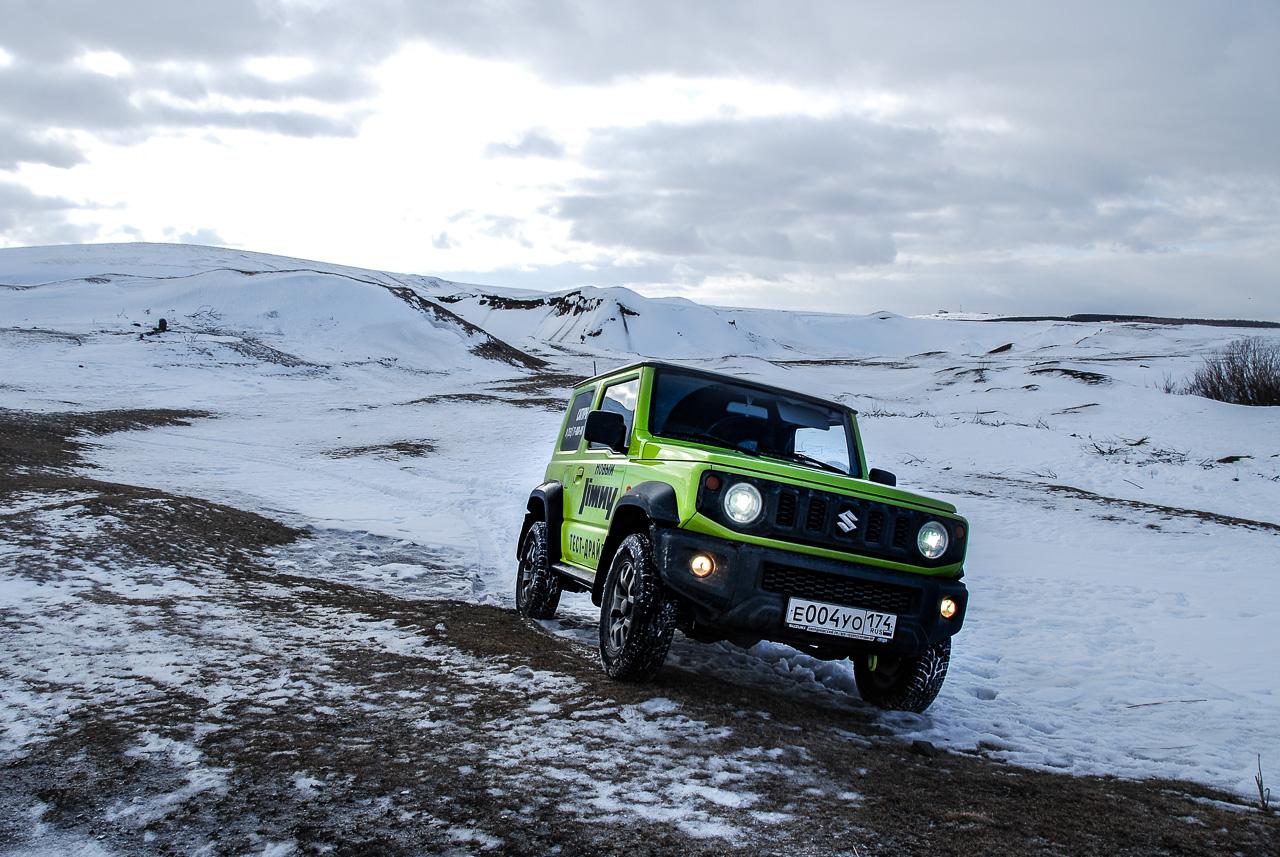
[869,467,897,487]
[584,410,628,453]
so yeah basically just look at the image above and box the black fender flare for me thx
[592,481,681,604]
[518,481,563,563]
[611,480,680,527]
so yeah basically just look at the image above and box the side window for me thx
[559,388,595,452]
[592,378,640,450]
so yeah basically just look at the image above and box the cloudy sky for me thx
[1,1,1277,317]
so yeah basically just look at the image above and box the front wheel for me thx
[515,521,561,619]
[852,639,951,713]
[598,532,677,681]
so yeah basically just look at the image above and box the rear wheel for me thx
[852,639,950,713]
[598,531,677,681]
[515,521,561,619]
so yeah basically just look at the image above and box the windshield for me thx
[648,369,857,475]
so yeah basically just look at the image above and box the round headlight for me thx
[722,482,763,525]
[917,521,949,559]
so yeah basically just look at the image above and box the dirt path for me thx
[1,410,1275,856]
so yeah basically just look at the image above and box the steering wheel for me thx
[705,416,764,449]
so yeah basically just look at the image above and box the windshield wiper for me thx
[759,449,847,474]
[659,432,844,473]
[656,431,761,456]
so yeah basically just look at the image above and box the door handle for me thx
[573,466,584,483]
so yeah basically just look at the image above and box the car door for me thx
[556,385,596,561]
[561,376,640,571]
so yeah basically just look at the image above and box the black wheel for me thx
[515,521,561,619]
[852,639,951,713]
[598,531,678,681]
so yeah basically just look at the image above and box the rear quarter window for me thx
[559,388,595,452]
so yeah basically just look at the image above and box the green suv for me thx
[516,361,968,712]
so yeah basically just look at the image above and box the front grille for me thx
[762,563,918,614]
[806,497,827,531]
[776,491,797,527]
[865,510,884,543]
[892,517,911,550]
[696,470,963,569]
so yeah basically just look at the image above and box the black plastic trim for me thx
[614,481,680,526]
[653,527,967,656]
[552,561,594,592]
[520,481,564,563]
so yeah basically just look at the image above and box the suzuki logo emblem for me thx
[836,509,859,533]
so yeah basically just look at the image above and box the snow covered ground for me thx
[2,242,1278,801]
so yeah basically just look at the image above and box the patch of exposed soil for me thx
[326,440,437,459]
[1028,366,1112,385]
[0,327,87,346]
[222,336,321,369]
[0,408,207,473]
[1039,482,1280,533]
[979,474,1280,534]
[770,357,917,370]
[988,314,1280,329]
[402,392,563,411]
[492,371,587,396]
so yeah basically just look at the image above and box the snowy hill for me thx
[2,243,1279,801]
[0,242,543,372]
[434,282,1008,360]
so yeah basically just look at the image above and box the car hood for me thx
[641,441,959,515]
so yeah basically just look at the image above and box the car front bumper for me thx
[654,527,967,656]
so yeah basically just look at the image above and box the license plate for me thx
[784,597,897,642]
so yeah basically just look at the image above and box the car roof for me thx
[576,359,856,414]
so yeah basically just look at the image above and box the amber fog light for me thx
[940,597,958,620]
[690,554,716,577]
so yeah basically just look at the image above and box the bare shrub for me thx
[1185,338,1280,406]
[1259,754,1272,815]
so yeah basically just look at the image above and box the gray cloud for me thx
[445,212,536,248]
[0,65,363,146]
[209,69,378,104]
[3,2,1272,176]
[0,1,281,64]
[535,109,1280,316]
[485,129,565,159]
[0,65,362,141]
[0,1,380,163]
[837,247,1280,320]
[0,181,99,245]
[387,1,1278,167]
[553,117,937,265]
[0,126,84,169]
[3,2,1274,169]
[168,227,229,246]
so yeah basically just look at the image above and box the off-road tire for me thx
[598,531,678,681]
[852,639,951,713]
[515,521,561,619]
